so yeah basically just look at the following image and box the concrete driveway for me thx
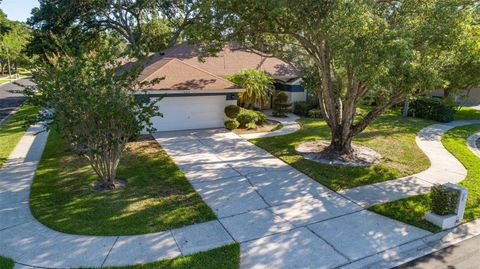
[0,78,34,122]
[154,128,431,269]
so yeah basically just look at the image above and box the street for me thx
[396,235,480,269]
[0,78,33,121]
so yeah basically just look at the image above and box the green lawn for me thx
[369,123,480,232]
[0,256,14,269]
[454,106,480,120]
[0,104,38,167]
[251,111,435,190]
[30,131,216,235]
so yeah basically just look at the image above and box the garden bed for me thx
[30,131,216,235]
[232,119,282,134]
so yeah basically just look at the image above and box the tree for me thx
[209,0,478,157]
[28,0,214,57]
[226,69,274,108]
[25,43,161,189]
[0,21,32,73]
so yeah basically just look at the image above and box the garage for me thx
[151,95,227,132]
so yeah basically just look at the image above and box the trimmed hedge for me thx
[431,185,460,216]
[224,119,240,130]
[225,105,241,119]
[409,97,456,122]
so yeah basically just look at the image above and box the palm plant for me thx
[227,69,274,108]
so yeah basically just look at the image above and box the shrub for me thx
[293,101,311,116]
[308,108,322,118]
[409,97,456,122]
[224,105,241,119]
[237,109,258,128]
[273,92,292,117]
[255,111,267,124]
[224,119,240,130]
[235,108,266,128]
[431,184,460,215]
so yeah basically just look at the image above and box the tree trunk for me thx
[329,131,354,156]
[402,100,410,117]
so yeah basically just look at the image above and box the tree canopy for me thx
[206,0,480,156]
[27,0,216,57]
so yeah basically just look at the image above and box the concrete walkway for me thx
[339,120,480,207]
[2,120,480,268]
[238,111,300,139]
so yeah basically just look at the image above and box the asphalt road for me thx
[396,235,480,269]
[0,78,34,122]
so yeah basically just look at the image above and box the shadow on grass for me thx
[30,131,216,236]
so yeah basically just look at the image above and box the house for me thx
[431,87,480,105]
[134,43,306,132]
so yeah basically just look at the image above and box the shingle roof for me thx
[161,43,299,78]
[139,58,236,91]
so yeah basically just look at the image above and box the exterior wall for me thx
[428,88,480,105]
[273,82,307,104]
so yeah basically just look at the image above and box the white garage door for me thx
[151,95,226,132]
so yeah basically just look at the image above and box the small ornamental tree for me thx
[273,92,291,117]
[226,69,274,108]
[25,45,161,190]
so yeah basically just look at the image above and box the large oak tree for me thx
[210,0,478,156]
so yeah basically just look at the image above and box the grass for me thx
[30,131,216,235]
[0,104,38,168]
[251,110,435,190]
[88,244,240,269]
[455,106,480,120]
[369,123,480,233]
[0,256,14,269]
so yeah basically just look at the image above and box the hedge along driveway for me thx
[30,130,216,235]
[251,111,435,191]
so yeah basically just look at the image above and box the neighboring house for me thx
[431,87,480,105]
[132,43,306,132]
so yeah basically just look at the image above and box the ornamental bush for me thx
[255,111,267,124]
[224,105,241,119]
[431,184,460,216]
[237,109,258,128]
[308,108,322,118]
[409,97,456,122]
[293,101,311,116]
[273,92,291,117]
[224,119,240,130]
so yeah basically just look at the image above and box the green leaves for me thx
[26,44,161,184]
[226,69,274,108]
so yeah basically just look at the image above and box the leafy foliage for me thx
[224,104,241,119]
[25,45,161,188]
[308,109,322,118]
[226,69,274,109]
[208,0,479,154]
[409,97,456,122]
[293,101,313,117]
[272,92,291,117]
[224,119,240,130]
[431,185,460,216]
